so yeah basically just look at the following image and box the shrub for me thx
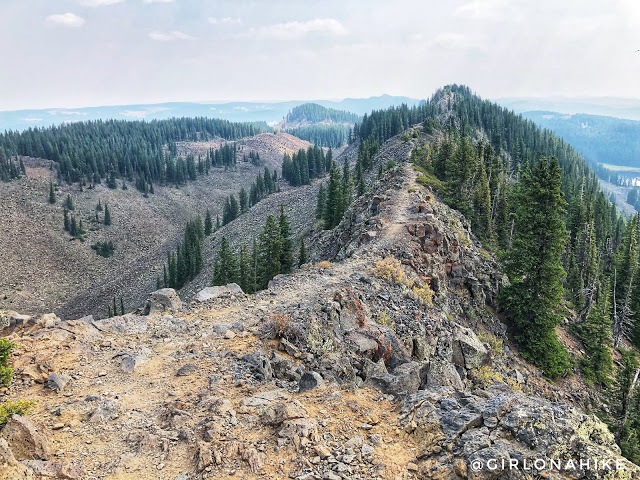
[412,284,434,306]
[317,261,331,269]
[91,241,115,258]
[372,258,407,285]
[0,339,15,387]
[0,400,35,425]
[261,313,304,343]
[378,311,393,327]
[470,365,503,389]
[477,331,504,356]
[416,174,443,192]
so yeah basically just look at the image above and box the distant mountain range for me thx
[520,110,640,169]
[497,96,640,121]
[0,95,424,132]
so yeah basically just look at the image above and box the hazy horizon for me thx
[2,0,640,111]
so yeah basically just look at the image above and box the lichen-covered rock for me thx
[399,386,640,479]
[142,288,182,315]
[2,415,52,461]
[194,283,243,303]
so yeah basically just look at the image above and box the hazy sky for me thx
[1,0,639,110]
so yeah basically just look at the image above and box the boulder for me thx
[38,313,60,328]
[242,351,272,381]
[142,288,182,315]
[194,284,243,303]
[453,327,488,369]
[368,361,421,396]
[91,314,148,335]
[2,415,52,460]
[87,399,120,424]
[46,373,71,393]
[20,460,85,480]
[298,372,323,393]
[260,400,307,426]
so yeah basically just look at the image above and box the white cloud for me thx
[45,13,86,28]
[428,32,478,50]
[252,18,348,40]
[78,0,124,6]
[148,30,194,41]
[24,118,43,122]
[454,0,513,21]
[208,17,242,25]
[233,106,249,111]
[142,0,174,3]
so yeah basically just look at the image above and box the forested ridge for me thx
[313,85,640,462]
[281,103,360,148]
[285,103,360,125]
[0,117,269,185]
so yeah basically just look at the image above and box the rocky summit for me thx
[0,163,636,480]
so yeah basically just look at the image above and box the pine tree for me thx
[607,349,640,446]
[216,215,221,230]
[104,203,111,226]
[204,210,213,236]
[113,297,117,317]
[120,298,125,316]
[48,181,56,204]
[257,215,282,289]
[472,158,491,241]
[96,200,103,212]
[323,162,342,229]
[298,238,307,267]
[279,205,294,274]
[238,244,253,293]
[576,278,613,385]
[63,209,70,232]
[316,183,326,220]
[65,194,74,211]
[500,158,572,379]
[613,214,639,346]
[212,237,238,286]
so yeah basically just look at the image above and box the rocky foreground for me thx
[0,164,637,480]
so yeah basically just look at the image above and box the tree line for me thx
[281,145,331,186]
[0,117,269,186]
[211,206,303,293]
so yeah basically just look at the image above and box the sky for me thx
[1,0,639,110]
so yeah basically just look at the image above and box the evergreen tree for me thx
[279,205,294,274]
[48,181,56,204]
[607,349,640,449]
[323,162,342,229]
[204,209,213,236]
[63,209,70,232]
[104,203,111,226]
[298,238,307,267]
[612,214,639,346]
[237,244,253,293]
[212,237,238,286]
[113,297,117,317]
[500,158,572,379]
[316,183,326,220]
[64,194,74,211]
[120,298,125,316]
[257,215,282,289]
[576,278,613,385]
[216,214,221,231]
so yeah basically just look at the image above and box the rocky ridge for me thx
[0,163,637,479]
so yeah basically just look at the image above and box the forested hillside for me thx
[310,85,640,462]
[0,117,269,185]
[522,111,640,169]
[280,103,360,148]
[284,103,360,125]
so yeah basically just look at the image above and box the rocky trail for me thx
[0,159,637,480]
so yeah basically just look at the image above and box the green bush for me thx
[0,400,35,425]
[416,174,443,192]
[0,339,15,387]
